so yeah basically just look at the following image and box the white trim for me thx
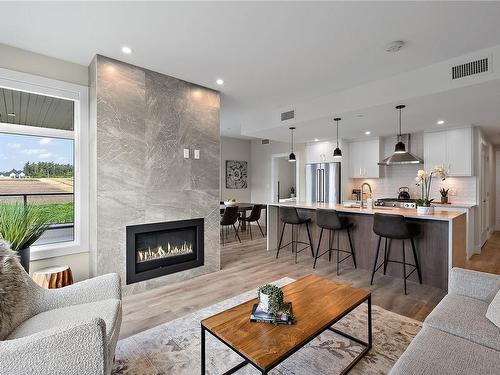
[0,68,89,260]
[0,123,74,139]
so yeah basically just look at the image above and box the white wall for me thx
[0,43,88,86]
[250,140,306,203]
[30,252,89,282]
[221,136,251,202]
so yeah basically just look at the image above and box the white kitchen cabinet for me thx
[424,127,472,176]
[348,138,380,178]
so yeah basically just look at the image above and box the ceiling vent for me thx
[451,57,489,80]
[261,139,270,145]
[280,109,295,122]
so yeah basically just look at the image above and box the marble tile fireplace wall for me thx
[89,55,220,295]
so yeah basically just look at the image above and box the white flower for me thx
[417,169,426,179]
[432,165,447,180]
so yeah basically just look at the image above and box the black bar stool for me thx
[276,206,315,264]
[313,209,357,275]
[370,213,423,295]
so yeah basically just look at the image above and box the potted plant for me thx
[257,284,294,324]
[0,203,53,273]
[415,165,447,215]
[440,188,449,204]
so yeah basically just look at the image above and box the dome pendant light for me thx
[288,127,296,162]
[333,117,342,159]
[394,105,406,153]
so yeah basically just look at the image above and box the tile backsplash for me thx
[349,164,477,204]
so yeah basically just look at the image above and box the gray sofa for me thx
[390,268,500,375]
[0,271,122,375]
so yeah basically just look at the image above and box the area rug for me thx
[114,278,421,374]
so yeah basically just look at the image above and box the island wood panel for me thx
[202,274,370,370]
[272,207,450,290]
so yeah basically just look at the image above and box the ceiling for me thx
[251,79,500,143]
[0,88,74,130]
[1,2,500,142]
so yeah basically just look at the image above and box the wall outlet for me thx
[183,149,190,159]
[194,149,200,159]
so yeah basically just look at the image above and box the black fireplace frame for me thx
[126,218,204,285]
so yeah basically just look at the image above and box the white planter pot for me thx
[259,292,270,312]
[417,206,435,215]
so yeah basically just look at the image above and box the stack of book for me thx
[250,302,294,325]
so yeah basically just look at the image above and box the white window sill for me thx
[30,242,89,261]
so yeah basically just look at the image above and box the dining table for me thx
[219,203,266,231]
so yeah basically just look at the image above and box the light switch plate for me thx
[194,149,200,159]
[183,149,190,159]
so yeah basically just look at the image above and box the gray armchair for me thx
[0,272,122,375]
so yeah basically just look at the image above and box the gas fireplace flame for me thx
[137,242,193,263]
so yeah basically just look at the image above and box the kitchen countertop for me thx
[267,201,466,221]
[431,202,477,209]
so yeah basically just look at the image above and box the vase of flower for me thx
[415,165,447,215]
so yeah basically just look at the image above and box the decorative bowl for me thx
[224,201,237,206]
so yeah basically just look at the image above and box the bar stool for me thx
[370,213,423,295]
[276,206,315,264]
[313,209,357,275]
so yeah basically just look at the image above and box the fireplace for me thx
[126,218,204,284]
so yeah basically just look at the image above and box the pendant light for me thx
[394,105,406,153]
[333,117,342,159]
[377,104,423,165]
[288,127,296,162]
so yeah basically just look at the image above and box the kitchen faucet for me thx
[360,182,372,208]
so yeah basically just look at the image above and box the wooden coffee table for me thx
[201,274,372,374]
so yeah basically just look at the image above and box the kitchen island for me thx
[267,202,467,290]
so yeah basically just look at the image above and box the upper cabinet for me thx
[348,138,380,178]
[424,127,472,176]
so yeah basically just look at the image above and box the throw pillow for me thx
[0,238,29,340]
[486,289,500,329]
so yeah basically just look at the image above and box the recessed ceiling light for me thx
[7,113,15,117]
[216,78,224,85]
[365,131,371,135]
[437,120,445,125]
[121,46,132,54]
[314,138,319,142]
[356,114,364,118]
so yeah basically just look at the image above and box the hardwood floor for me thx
[120,225,446,340]
[464,231,500,274]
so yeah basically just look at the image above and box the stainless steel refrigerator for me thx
[305,162,341,203]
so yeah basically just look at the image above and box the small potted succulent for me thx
[415,165,447,215]
[257,284,294,324]
[0,203,53,273]
[440,188,449,204]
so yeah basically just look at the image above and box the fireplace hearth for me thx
[126,218,204,284]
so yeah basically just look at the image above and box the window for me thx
[0,68,88,259]
[0,133,75,244]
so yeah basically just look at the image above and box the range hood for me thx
[378,134,423,165]
[378,104,423,166]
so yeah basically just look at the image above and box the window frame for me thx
[0,67,89,260]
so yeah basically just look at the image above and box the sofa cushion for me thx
[425,294,500,350]
[7,299,121,343]
[0,240,30,340]
[486,289,500,328]
[390,326,500,375]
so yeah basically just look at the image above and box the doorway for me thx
[271,153,299,203]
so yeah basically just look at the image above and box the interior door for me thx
[480,143,489,246]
